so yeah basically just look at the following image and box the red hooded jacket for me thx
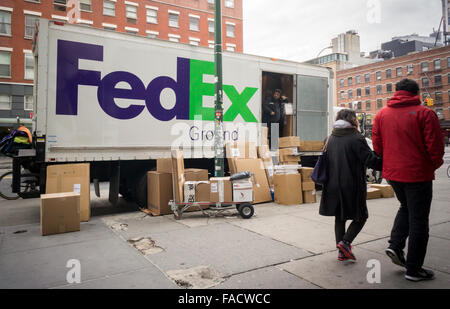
[372,90,445,182]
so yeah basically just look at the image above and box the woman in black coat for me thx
[319,109,382,261]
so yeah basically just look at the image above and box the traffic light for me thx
[425,98,434,106]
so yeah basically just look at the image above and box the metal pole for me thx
[214,0,224,177]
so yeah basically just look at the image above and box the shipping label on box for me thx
[184,181,196,203]
[232,181,253,203]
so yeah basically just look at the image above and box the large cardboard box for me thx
[302,181,315,191]
[235,159,272,203]
[273,174,303,205]
[171,149,185,204]
[303,190,317,204]
[299,140,324,152]
[185,169,209,182]
[367,187,382,200]
[226,142,257,174]
[210,177,233,203]
[147,171,173,216]
[46,163,90,222]
[195,181,210,202]
[300,167,314,182]
[40,192,80,236]
[279,148,301,163]
[184,181,197,203]
[369,184,395,198]
[279,136,301,148]
[157,158,173,173]
[260,126,269,145]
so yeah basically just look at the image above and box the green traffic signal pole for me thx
[214,0,224,177]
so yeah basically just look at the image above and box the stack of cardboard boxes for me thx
[226,142,272,204]
[41,163,90,236]
[278,137,301,165]
[367,184,395,199]
[298,140,324,152]
[300,167,317,203]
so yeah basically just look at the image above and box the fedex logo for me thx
[56,40,258,122]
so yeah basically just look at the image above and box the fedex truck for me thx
[19,19,333,206]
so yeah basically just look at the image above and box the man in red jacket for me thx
[372,79,444,282]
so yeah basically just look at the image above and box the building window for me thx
[376,85,382,95]
[421,62,428,72]
[208,19,214,33]
[396,67,402,77]
[422,77,429,87]
[364,73,370,83]
[434,59,441,70]
[434,75,442,85]
[435,92,442,104]
[169,13,179,28]
[340,79,344,87]
[448,90,450,101]
[366,101,371,110]
[385,69,391,79]
[125,27,138,35]
[407,64,414,74]
[225,0,234,8]
[80,0,92,12]
[356,75,361,84]
[146,31,158,38]
[226,44,235,52]
[0,51,11,77]
[103,1,115,16]
[377,99,383,109]
[25,15,39,39]
[126,5,138,21]
[348,77,353,86]
[189,38,199,46]
[448,73,450,84]
[357,101,362,110]
[226,23,235,38]
[365,87,370,96]
[208,41,214,49]
[0,10,11,36]
[0,94,11,110]
[146,8,157,24]
[356,88,361,97]
[24,95,33,111]
[168,34,180,43]
[340,91,345,99]
[448,57,450,68]
[386,83,392,93]
[435,108,444,119]
[190,16,199,31]
[376,71,381,80]
[348,103,353,109]
[348,89,353,99]
[54,0,67,12]
[24,53,34,80]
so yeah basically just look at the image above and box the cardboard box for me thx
[368,184,395,198]
[157,158,173,173]
[234,159,272,204]
[300,167,314,182]
[232,180,254,203]
[40,192,80,236]
[280,160,301,165]
[185,169,209,182]
[46,163,90,222]
[260,126,269,145]
[273,174,303,205]
[279,136,301,148]
[195,181,210,202]
[275,165,301,175]
[184,181,197,203]
[257,144,271,160]
[171,149,185,204]
[147,171,173,216]
[299,140,324,152]
[226,142,258,175]
[210,177,233,203]
[279,147,301,163]
[367,187,382,200]
[303,190,317,204]
[302,181,315,191]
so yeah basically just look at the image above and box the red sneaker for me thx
[338,250,348,261]
[337,241,356,260]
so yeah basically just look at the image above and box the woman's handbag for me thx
[311,136,331,185]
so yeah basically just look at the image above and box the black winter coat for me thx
[262,96,287,123]
[319,128,382,221]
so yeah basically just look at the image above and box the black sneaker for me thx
[385,248,406,267]
[405,268,435,282]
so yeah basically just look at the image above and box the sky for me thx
[243,0,443,62]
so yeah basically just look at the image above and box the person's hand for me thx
[270,112,275,116]
[281,96,287,101]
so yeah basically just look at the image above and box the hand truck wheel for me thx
[238,203,254,219]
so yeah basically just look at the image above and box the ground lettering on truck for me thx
[55,40,258,123]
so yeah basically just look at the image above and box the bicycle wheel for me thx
[0,171,20,200]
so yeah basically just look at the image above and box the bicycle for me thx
[0,169,40,200]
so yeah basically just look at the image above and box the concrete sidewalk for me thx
[0,155,449,289]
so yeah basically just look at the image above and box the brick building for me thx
[336,45,450,137]
[0,0,243,136]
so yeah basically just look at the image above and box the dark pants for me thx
[335,217,367,244]
[388,180,433,273]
